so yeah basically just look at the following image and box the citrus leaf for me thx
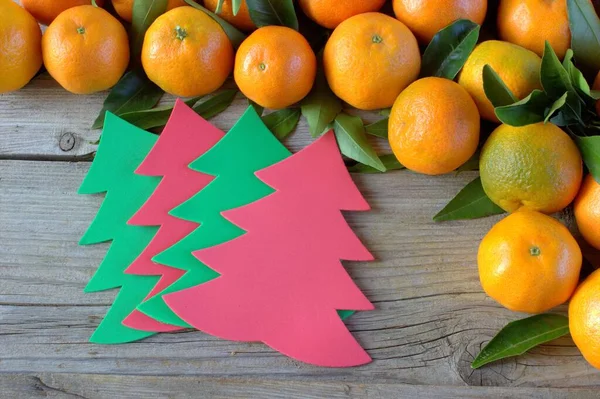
[574,135,600,183]
[246,0,298,30]
[262,108,301,140]
[334,113,386,172]
[215,0,224,14]
[379,108,391,117]
[247,98,264,116]
[232,0,241,15]
[421,19,480,79]
[472,314,569,369]
[433,177,505,222]
[483,64,518,107]
[562,50,598,114]
[544,92,568,123]
[562,91,585,125]
[590,90,600,100]
[131,0,168,64]
[348,154,404,174]
[546,89,585,127]
[455,151,480,173]
[562,49,591,95]
[183,0,247,48]
[192,89,238,120]
[562,47,574,67]
[119,96,203,130]
[92,70,164,129]
[541,41,574,99]
[301,68,342,138]
[495,90,552,126]
[365,118,388,139]
[567,0,600,73]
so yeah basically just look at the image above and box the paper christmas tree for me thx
[164,131,374,367]
[79,113,166,343]
[136,107,292,326]
[122,100,224,331]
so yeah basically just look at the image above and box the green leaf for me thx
[348,154,404,174]
[246,0,299,30]
[455,151,480,173]
[550,110,572,127]
[301,69,342,138]
[379,108,391,117]
[541,41,574,99]
[192,89,238,120]
[232,0,241,15]
[574,135,600,184]
[215,0,224,14]
[562,47,574,67]
[183,0,247,48]
[495,90,552,126]
[562,91,585,125]
[567,0,600,73]
[334,113,386,172]
[590,90,600,100]
[544,92,568,123]
[483,64,518,107]
[92,71,164,129]
[365,118,389,139]
[262,108,301,140]
[118,91,237,130]
[119,97,203,130]
[131,0,168,63]
[472,314,570,369]
[247,99,264,116]
[420,19,480,79]
[433,177,505,222]
[562,49,591,95]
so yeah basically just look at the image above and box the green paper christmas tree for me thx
[79,112,163,344]
[137,107,292,326]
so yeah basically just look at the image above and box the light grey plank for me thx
[0,75,386,160]
[2,373,600,399]
[0,160,598,388]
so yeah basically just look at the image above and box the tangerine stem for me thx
[77,26,86,35]
[530,246,541,256]
[372,34,383,44]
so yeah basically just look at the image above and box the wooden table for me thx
[1,74,600,398]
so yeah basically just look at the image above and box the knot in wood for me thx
[59,132,76,152]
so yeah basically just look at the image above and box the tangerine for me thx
[142,6,234,97]
[388,77,480,175]
[478,210,582,314]
[42,5,129,94]
[0,0,42,93]
[323,12,420,111]
[234,26,316,109]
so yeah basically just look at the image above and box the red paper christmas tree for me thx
[123,100,224,331]
[165,131,374,367]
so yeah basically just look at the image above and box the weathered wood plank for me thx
[1,160,598,388]
[0,75,385,160]
[2,373,600,399]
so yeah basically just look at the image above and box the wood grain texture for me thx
[2,48,600,395]
[0,75,385,160]
[2,374,600,399]
[1,159,599,396]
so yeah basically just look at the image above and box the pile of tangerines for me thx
[3,0,600,370]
